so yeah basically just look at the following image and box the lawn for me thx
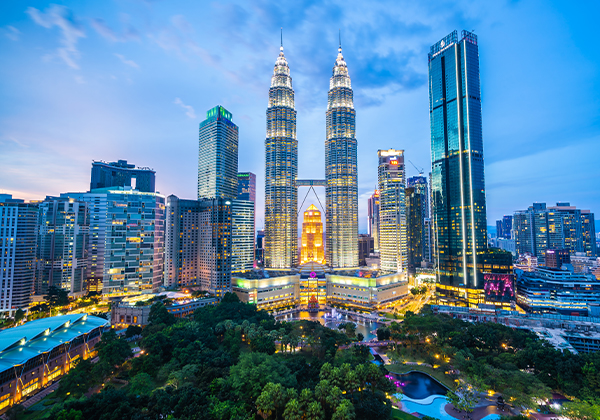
[386,362,455,390]
[392,408,420,419]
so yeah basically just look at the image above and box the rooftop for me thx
[0,314,108,372]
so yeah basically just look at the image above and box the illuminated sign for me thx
[390,159,398,165]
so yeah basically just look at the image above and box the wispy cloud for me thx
[90,18,139,42]
[26,5,85,69]
[5,26,20,41]
[115,53,139,69]
[1,136,29,148]
[173,98,196,119]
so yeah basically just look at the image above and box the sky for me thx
[1,0,599,233]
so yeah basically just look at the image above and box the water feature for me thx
[290,309,382,341]
[388,371,447,399]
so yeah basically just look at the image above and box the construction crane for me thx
[408,160,424,177]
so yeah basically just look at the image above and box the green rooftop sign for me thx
[206,105,232,121]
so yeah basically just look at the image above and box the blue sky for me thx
[1,0,599,233]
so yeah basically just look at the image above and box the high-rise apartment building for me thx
[326,43,358,268]
[367,190,380,253]
[264,43,298,269]
[91,160,155,193]
[300,205,325,265]
[0,196,38,315]
[378,149,406,274]
[514,202,597,262]
[36,197,89,296]
[165,195,232,295]
[429,30,488,298]
[198,106,239,201]
[62,187,165,295]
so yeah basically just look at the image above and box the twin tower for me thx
[264,42,358,269]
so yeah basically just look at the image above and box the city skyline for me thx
[1,1,600,232]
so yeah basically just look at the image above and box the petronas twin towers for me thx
[265,40,358,269]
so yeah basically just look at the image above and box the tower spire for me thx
[280,27,283,51]
[338,29,342,52]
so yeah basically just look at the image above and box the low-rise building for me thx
[516,266,600,316]
[0,314,107,412]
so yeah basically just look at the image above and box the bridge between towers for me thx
[296,179,327,216]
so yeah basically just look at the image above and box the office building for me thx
[256,230,265,266]
[545,249,571,269]
[62,187,165,295]
[0,196,37,315]
[237,172,256,202]
[516,266,600,316]
[231,199,254,273]
[264,42,298,269]
[90,160,155,193]
[36,197,89,296]
[428,30,488,302]
[300,205,325,265]
[406,187,423,268]
[164,195,232,296]
[358,234,374,267]
[407,176,431,263]
[367,190,380,253]
[495,215,513,239]
[378,149,407,274]
[514,202,597,263]
[198,105,239,200]
[325,42,359,268]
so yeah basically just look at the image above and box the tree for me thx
[56,409,84,420]
[305,401,324,420]
[58,359,96,397]
[125,325,143,338]
[561,400,600,420]
[128,372,155,396]
[45,286,70,308]
[376,327,390,341]
[356,333,364,342]
[332,399,355,420]
[95,329,132,367]
[283,399,302,420]
[13,309,25,324]
[256,383,286,419]
[148,302,175,326]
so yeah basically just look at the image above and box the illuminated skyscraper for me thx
[326,41,358,268]
[264,41,297,268]
[300,205,325,265]
[378,149,407,273]
[198,105,238,201]
[428,30,488,300]
[367,190,380,253]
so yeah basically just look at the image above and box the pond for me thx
[388,371,447,400]
[293,310,382,341]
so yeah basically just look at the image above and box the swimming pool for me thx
[395,395,501,420]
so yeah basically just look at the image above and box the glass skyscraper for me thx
[91,160,155,193]
[378,149,407,274]
[326,43,358,268]
[367,190,380,253]
[264,43,298,268]
[429,30,488,295]
[198,105,239,201]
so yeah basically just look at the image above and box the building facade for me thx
[36,197,89,296]
[264,43,298,269]
[300,205,325,265]
[90,160,155,193]
[231,199,255,273]
[407,176,431,264]
[378,149,407,274]
[514,202,597,263]
[62,188,165,296]
[0,196,37,315]
[429,30,488,300]
[516,267,600,316]
[358,234,374,267]
[495,215,513,239]
[164,195,232,296]
[325,43,359,268]
[406,187,423,269]
[367,190,380,253]
[198,106,239,201]
[237,172,256,202]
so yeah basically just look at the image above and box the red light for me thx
[390,160,398,165]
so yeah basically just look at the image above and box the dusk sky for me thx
[1,0,599,233]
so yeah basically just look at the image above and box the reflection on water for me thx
[388,371,447,399]
[290,310,382,341]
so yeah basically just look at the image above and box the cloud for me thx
[173,98,196,119]
[26,5,85,69]
[5,26,20,41]
[1,136,29,148]
[115,53,139,68]
[90,18,139,42]
[74,75,85,84]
